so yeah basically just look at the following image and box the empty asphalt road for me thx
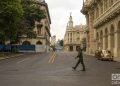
[0,51,120,86]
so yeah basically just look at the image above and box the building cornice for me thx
[36,1,51,24]
[81,0,95,15]
[93,1,120,28]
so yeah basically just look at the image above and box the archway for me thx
[22,41,31,45]
[69,46,73,51]
[36,41,42,45]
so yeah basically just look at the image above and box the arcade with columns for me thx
[81,0,120,61]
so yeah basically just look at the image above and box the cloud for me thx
[46,0,83,10]
[45,0,86,40]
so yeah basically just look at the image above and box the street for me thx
[0,51,120,86]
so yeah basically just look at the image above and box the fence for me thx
[0,45,35,52]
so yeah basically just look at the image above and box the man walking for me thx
[72,48,86,71]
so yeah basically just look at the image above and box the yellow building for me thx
[64,14,86,51]
[20,0,51,52]
[81,0,120,61]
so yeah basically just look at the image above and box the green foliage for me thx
[0,0,46,44]
[0,0,23,43]
[19,0,46,38]
[59,40,64,46]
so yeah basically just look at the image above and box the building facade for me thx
[20,0,51,52]
[51,35,56,46]
[81,0,120,61]
[64,14,86,51]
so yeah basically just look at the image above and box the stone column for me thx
[68,32,70,43]
[103,0,105,12]
[108,33,115,57]
[114,30,120,61]
[103,36,106,50]
[73,46,76,51]
[73,32,75,43]
[108,33,112,50]
[88,10,95,54]
[75,32,76,43]
[72,32,73,43]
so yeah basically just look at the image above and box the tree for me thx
[59,39,64,46]
[0,0,23,44]
[19,0,46,39]
[0,0,46,45]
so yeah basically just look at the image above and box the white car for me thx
[101,50,113,61]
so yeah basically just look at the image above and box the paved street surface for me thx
[0,51,120,86]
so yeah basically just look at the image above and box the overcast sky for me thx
[45,0,86,40]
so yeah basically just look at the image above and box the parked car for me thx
[101,50,113,61]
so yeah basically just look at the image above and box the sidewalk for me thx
[0,53,24,60]
[83,52,95,56]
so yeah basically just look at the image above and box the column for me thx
[103,36,106,50]
[73,32,75,43]
[103,0,105,12]
[114,30,120,59]
[86,15,89,26]
[108,33,112,50]
[72,32,73,43]
[108,33,115,57]
[74,32,76,43]
[73,46,76,51]
[88,10,95,54]
[68,32,70,43]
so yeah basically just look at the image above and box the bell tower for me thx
[68,13,73,29]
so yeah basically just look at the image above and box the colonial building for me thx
[20,0,51,52]
[51,35,56,46]
[81,0,120,61]
[64,14,86,51]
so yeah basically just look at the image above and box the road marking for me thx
[51,53,56,63]
[48,53,54,63]
[17,59,28,63]
[48,52,56,64]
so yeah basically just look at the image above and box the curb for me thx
[0,54,24,60]
[84,52,95,56]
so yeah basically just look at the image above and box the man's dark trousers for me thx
[74,58,85,71]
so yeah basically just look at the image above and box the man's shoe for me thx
[72,67,76,70]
